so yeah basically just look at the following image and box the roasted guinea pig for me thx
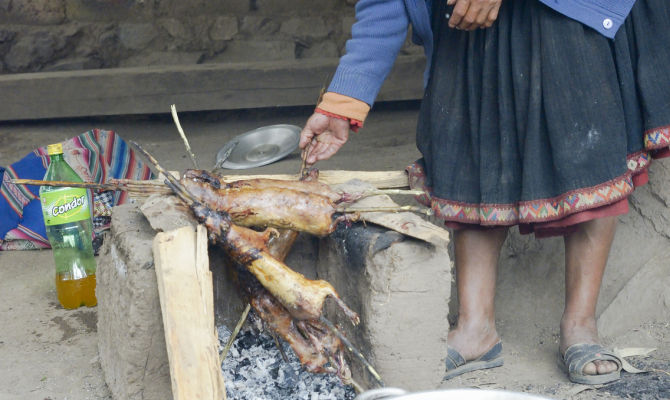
[181,169,352,237]
[192,203,358,323]
[183,169,344,203]
[240,273,351,381]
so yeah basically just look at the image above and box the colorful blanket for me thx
[0,129,154,250]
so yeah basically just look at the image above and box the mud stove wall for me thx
[96,202,451,399]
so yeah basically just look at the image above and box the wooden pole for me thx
[153,225,226,400]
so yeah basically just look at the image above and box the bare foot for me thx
[448,316,500,361]
[560,315,619,375]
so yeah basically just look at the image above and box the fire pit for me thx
[218,325,356,399]
[96,173,451,398]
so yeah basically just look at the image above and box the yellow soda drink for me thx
[39,143,97,309]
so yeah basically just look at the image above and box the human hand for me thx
[447,0,502,30]
[299,112,350,165]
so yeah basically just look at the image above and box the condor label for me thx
[41,188,90,226]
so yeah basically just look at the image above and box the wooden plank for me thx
[0,56,424,121]
[335,180,450,247]
[153,225,226,400]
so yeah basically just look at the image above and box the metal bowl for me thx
[355,388,553,400]
[214,124,301,169]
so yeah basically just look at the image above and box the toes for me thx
[595,360,618,375]
[583,360,618,375]
[582,361,597,375]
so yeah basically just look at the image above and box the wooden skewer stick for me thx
[337,205,434,216]
[319,315,385,388]
[137,156,199,207]
[11,178,125,191]
[359,189,425,196]
[326,355,366,393]
[110,178,167,187]
[220,303,251,363]
[12,179,431,218]
[10,178,172,197]
[299,142,311,179]
[171,104,199,169]
[272,333,289,363]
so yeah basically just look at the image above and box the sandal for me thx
[559,343,622,385]
[444,341,504,380]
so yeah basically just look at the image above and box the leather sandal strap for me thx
[445,347,466,370]
[563,343,623,375]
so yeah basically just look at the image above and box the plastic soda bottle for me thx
[39,143,97,309]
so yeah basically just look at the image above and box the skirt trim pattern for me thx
[645,125,670,151]
[408,125,670,227]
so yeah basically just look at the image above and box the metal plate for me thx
[215,124,301,169]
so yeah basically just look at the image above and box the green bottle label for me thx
[41,188,90,226]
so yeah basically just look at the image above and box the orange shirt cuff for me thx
[315,108,363,132]
[317,92,371,123]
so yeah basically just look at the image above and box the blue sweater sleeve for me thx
[328,0,410,106]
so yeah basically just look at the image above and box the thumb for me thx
[299,113,329,149]
[299,125,316,149]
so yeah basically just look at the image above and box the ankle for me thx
[450,316,499,345]
[560,313,597,332]
[448,320,500,361]
[560,314,601,353]
[455,314,496,335]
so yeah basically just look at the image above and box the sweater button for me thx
[603,18,613,29]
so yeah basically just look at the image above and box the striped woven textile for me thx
[0,129,154,251]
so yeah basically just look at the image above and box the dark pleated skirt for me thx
[408,0,670,235]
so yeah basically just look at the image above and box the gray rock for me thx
[0,29,16,57]
[160,18,191,41]
[341,16,356,32]
[118,23,158,51]
[298,41,339,59]
[254,0,343,14]
[210,16,239,41]
[0,29,15,43]
[240,16,281,37]
[153,0,249,16]
[4,30,62,72]
[280,17,333,41]
[212,40,295,63]
[0,0,66,25]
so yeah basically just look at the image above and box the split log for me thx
[153,225,226,400]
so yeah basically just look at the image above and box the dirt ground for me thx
[1,102,668,399]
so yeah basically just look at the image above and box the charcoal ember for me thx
[218,325,356,400]
[277,363,299,389]
[237,331,258,350]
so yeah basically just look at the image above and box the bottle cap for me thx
[47,143,63,155]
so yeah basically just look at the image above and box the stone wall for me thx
[0,0,418,74]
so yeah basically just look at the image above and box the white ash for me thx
[218,324,356,400]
